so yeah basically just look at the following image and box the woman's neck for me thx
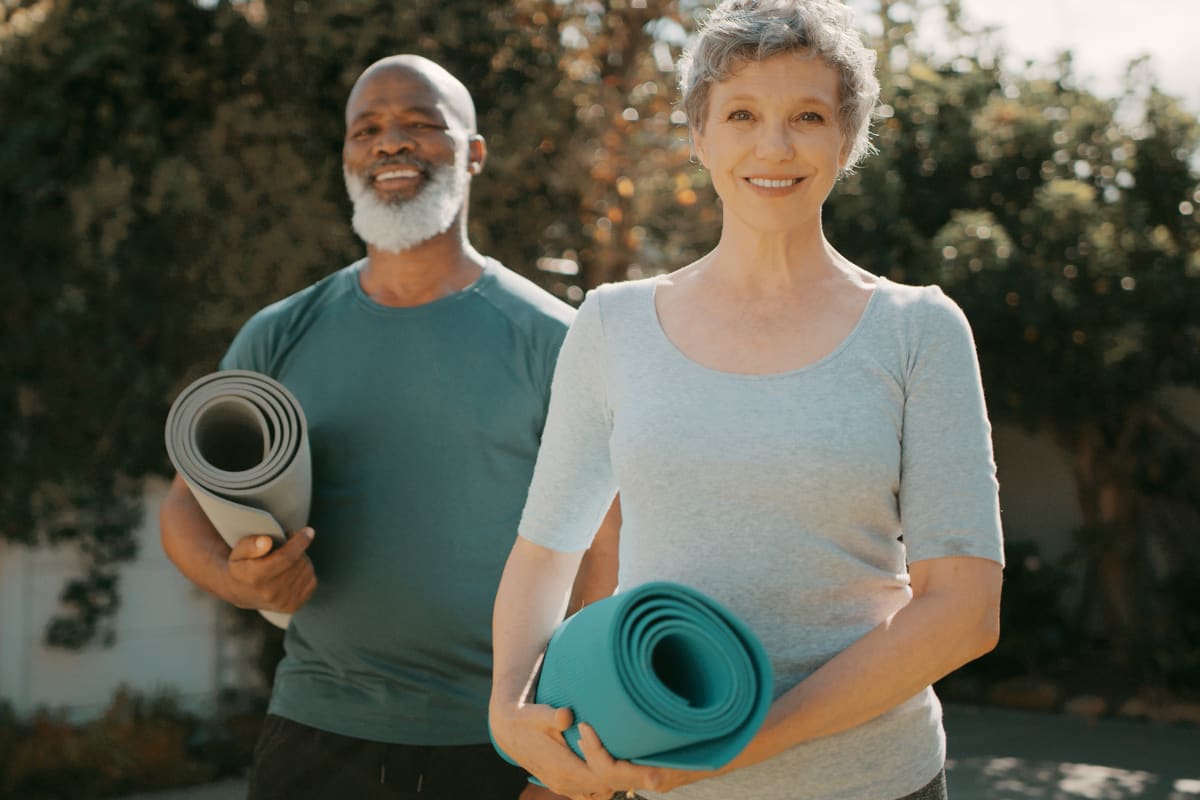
[697,219,846,294]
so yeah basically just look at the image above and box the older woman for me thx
[489,1,1004,798]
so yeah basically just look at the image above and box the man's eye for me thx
[728,110,752,122]
[353,127,377,138]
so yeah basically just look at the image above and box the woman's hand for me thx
[576,723,721,795]
[490,701,618,799]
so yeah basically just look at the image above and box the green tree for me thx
[932,75,1200,683]
[0,0,586,647]
[823,9,1200,684]
[0,0,269,646]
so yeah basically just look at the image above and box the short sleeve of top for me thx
[897,287,1003,564]
[218,294,299,376]
[219,313,268,373]
[518,291,616,551]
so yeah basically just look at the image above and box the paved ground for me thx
[115,705,1200,800]
[943,705,1200,799]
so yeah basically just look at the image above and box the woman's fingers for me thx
[515,702,575,734]
[493,704,614,798]
[576,723,660,793]
[553,704,575,731]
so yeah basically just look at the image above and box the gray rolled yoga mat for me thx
[164,370,311,629]
[500,581,772,773]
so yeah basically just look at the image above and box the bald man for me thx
[160,55,615,799]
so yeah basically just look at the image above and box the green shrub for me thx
[0,687,260,799]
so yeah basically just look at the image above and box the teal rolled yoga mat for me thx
[164,370,311,629]
[510,581,772,771]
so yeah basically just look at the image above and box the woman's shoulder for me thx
[866,276,977,357]
[588,275,658,300]
[582,275,658,319]
[872,276,966,321]
[872,274,946,304]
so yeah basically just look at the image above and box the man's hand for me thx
[223,528,317,613]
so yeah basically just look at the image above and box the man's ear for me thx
[467,135,487,175]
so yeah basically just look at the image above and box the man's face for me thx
[342,65,478,253]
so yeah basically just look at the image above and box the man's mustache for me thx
[369,155,431,174]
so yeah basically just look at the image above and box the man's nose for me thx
[375,124,416,156]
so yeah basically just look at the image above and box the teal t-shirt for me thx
[220,258,574,744]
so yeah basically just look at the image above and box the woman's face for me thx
[693,52,847,235]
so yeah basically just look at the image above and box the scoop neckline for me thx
[348,257,494,316]
[645,274,886,380]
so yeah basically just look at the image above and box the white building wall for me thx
[0,477,256,721]
[992,423,1083,562]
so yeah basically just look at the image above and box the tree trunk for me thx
[1069,420,1142,664]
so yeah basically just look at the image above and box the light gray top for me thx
[519,275,1004,799]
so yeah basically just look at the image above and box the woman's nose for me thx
[754,122,795,161]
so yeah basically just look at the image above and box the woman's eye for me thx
[798,111,825,123]
[728,110,753,122]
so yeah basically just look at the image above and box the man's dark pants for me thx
[247,714,529,800]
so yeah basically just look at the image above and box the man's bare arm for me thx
[159,473,317,612]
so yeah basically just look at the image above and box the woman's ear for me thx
[690,127,707,167]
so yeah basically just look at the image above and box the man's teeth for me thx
[748,177,799,188]
[376,169,420,181]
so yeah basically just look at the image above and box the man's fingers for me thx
[225,527,317,612]
[276,527,315,561]
[229,534,276,561]
[232,528,313,567]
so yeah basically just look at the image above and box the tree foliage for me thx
[2,0,1198,694]
[824,7,1200,688]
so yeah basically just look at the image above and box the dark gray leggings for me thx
[898,769,948,800]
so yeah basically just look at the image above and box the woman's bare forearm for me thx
[491,536,582,707]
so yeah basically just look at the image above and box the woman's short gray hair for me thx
[678,0,880,172]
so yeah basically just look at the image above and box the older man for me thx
[160,55,616,799]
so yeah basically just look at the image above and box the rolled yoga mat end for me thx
[497,581,772,774]
[164,370,312,629]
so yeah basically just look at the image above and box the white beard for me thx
[344,149,468,254]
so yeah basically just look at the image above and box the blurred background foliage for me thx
[1,0,1197,697]
[0,688,261,797]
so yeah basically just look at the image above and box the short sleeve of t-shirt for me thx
[517,291,616,552]
[897,287,1003,565]
[219,306,280,375]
